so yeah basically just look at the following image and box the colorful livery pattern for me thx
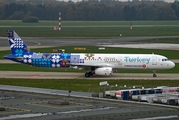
[4,30,175,78]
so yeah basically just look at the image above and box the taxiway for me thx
[0,71,178,80]
[1,36,179,50]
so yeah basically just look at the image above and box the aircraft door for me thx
[152,56,157,65]
[118,56,122,65]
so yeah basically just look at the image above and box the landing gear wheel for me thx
[153,74,157,77]
[85,73,90,77]
[152,70,157,77]
[85,71,94,77]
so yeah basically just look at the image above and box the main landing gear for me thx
[85,72,93,77]
[84,67,95,77]
[153,70,157,77]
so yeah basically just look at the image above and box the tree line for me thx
[0,0,179,21]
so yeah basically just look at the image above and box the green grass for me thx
[1,20,179,37]
[1,20,179,26]
[0,20,179,26]
[0,50,11,59]
[0,63,178,73]
[0,26,178,37]
[0,78,178,92]
[1,46,179,59]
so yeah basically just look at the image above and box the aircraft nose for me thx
[169,61,175,69]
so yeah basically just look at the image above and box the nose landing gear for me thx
[153,73,157,77]
[153,70,157,77]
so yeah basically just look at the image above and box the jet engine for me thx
[95,67,113,76]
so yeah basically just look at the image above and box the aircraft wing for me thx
[70,63,113,71]
[70,63,113,67]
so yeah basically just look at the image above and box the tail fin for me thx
[6,30,33,56]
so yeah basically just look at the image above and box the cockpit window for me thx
[162,59,169,61]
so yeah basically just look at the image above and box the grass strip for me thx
[1,20,179,26]
[1,20,179,37]
[0,78,178,92]
[1,26,179,37]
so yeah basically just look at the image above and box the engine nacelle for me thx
[95,67,113,76]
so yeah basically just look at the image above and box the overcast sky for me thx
[60,0,175,3]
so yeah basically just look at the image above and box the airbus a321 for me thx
[4,30,175,77]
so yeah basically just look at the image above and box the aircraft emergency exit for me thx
[4,30,175,77]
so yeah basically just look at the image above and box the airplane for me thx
[4,30,175,78]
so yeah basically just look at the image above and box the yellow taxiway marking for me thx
[74,75,83,79]
[25,103,60,109]
[25,102,89,109]
[25,101,93,109]
[20,92,59,98]
[0,106,31,113]
[70,102,93,107]
[5,107,31,112]
[0,111,25,115]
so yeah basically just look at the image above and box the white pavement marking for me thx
[0,60,18,63]
[98,43,179,50]
[0,113,47,120]
[0,107,115,120]
[131,115,178,120]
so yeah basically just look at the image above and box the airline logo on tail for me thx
[9,38,24,48]
[6,30,33,56]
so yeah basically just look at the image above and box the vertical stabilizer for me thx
[6,30,33,56]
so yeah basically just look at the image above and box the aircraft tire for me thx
[153,74,157,77]
[85,73,90,77]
